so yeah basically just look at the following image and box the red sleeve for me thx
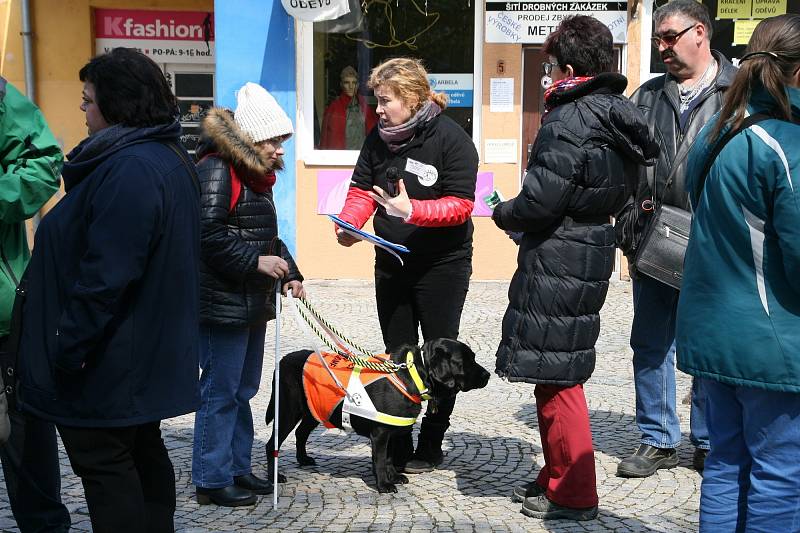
[406,196,474,227]
[337,186,376,229]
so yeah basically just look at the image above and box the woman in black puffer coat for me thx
[192,83,304,508]
[492,16,658,521]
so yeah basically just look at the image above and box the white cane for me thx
[273,279,283,509]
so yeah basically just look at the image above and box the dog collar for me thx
[406,351,432,401]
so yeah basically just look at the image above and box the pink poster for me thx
[317,170,496,217]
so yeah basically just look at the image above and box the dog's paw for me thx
[377,482,398,493]
[297,455,317,467]
[393,473,409,484]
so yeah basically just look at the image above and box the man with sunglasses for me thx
[614,0,737,479]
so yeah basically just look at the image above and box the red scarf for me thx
[543,76,595,116]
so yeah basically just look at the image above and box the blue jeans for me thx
[631,275,709,449]
[192,323,267,489]
[700,378,800,532]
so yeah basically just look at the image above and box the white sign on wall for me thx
[282,0,350,22]
[485,1,628,44]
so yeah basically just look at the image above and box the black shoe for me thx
[616,444,679,478]
[521,495,598,521]
[403,451,444,474]
[196,485,256,506]
[693,448,708,473]
[234,473,273,495]
[512,481,546,503]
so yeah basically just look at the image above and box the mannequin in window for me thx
[319,66,378,150]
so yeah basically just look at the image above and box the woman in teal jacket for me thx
[676,15,800,532]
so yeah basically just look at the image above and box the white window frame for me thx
[295,4,484,166]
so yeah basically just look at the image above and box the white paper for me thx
[490,78,514,113]
[485,139,518,164]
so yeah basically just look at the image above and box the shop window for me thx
[308,0,476,155]
[165,65,215,155]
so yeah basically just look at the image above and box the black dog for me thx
[265,338,490,493]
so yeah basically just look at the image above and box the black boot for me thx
[404,421,448,474]
[234,473,273,495]
[616,444,679,478]
[196,485,256,506]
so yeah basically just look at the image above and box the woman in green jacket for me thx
[0,78,68,531]
[676,14,800,532]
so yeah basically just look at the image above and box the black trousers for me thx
[0,335,70,533]
[57,422,176,533]
[375,255,471,461]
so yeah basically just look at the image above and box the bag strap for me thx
[693,113,774,202]
[166,142,201,195]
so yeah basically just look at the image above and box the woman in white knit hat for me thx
[192,82,305,507]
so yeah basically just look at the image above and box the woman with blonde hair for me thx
[676,14,800,531]
[335,57,479,474]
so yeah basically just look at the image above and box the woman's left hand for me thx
[370,179,412,220]
[283,280,306,299]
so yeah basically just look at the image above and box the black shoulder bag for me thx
[634,113,774,290]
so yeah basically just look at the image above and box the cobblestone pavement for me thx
[0,280,702,532]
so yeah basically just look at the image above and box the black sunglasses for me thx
[651,23,697,48]
[542,61,556,76]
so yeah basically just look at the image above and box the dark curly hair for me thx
[79,47,178,128]
[543,15,614,76]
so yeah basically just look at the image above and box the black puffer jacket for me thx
[493,74,658,386]
[196,108,302,327]
[615,51,737,260]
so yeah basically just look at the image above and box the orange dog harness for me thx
[302,352,424,429]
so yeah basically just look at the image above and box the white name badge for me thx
[405,158,439,187]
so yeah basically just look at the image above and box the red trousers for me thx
[534,383,598,508]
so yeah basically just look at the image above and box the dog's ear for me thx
[427,341,458,390]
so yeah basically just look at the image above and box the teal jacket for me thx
[0,80,63,337]
[676,86,800,392]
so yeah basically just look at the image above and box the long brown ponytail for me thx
[711,14,800,142]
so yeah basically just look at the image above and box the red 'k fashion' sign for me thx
[94,8,215,63]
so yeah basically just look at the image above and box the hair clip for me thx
[738,51,779,63]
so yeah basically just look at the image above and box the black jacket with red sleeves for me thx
[348,114,479,264]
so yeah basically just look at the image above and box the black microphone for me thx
[385,167,401,197]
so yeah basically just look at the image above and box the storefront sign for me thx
[428,74,474,108]
[716,0,752,19]
[485,1,628,44]
[282,0,350,22]
[95,8,214,64]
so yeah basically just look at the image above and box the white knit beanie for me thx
[234,82,294,143]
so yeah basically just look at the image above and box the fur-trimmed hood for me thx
[196,107,272,178]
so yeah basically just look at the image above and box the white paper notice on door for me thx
[490,78,514,113]
[485,139,518,164]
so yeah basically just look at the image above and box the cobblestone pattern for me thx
[0,280,701,532]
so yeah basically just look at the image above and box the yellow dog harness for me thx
[302,351,430,430]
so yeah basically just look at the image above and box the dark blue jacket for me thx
[18,122,201,427]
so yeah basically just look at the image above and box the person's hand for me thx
[336,228,361,247]
[283,280,305,298]
[257,255,289,279]
[370,179,412,220]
